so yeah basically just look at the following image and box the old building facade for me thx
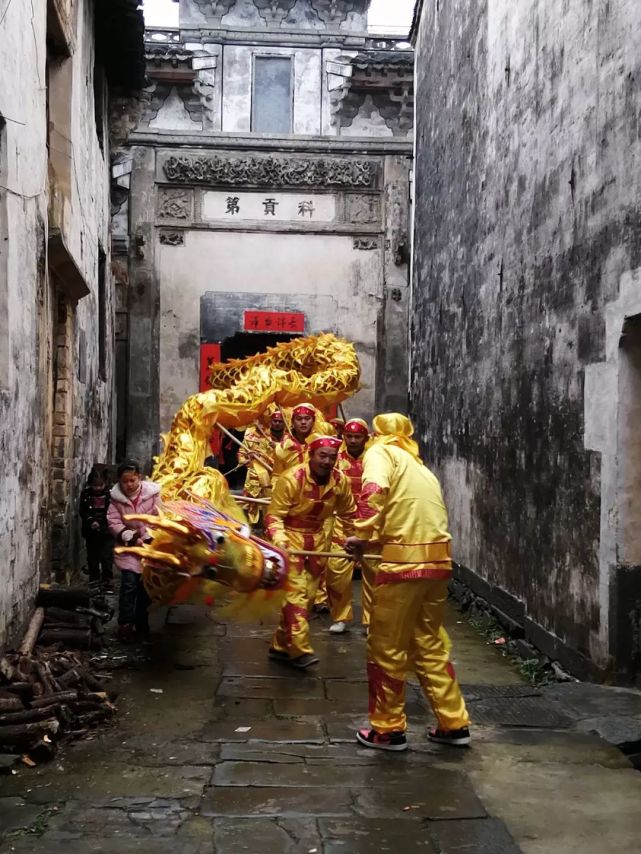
[411,0,641,679]
[112,0,413,465]
[0,1,144,646]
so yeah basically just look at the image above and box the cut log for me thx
[30,691,77,708]
[43,608,91,626]
[37,585,91,609]
[19,608,45,656]
[76,710,108,726]
[0,707,62,726]
[0,698,23,713]
[37,629,92,649]
[57,669,82,688]
[0,718,59,744]
[4,683,33,698]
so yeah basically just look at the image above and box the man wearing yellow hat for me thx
[326,418,373,634]
[265,435,356,668]
[345,413,470,751]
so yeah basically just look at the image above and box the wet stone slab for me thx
[201,785,354,817]
[543,682,641,719]
[351,769,486,820]
[214,818,322,854]
[320,818,437,853]
[273,697,366,718]
[212,760,451,788]
[427,817,522,853]
[217,676,324,700]
[0,764,212,804]
[212,697,274,719]
[198,719,325,743]
[0,798,49,834]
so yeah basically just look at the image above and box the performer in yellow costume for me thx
[238,407,285,525]
[326,418,372,634]
[272,403,316,477]
[265,436,356,669]
[346,413,470,752]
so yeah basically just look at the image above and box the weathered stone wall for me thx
[0,0,115,646]
[411,0,641,675]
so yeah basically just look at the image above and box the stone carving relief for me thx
[347,195,380,224]
[162,154,378,188]
[353,238,379,250]
[190,0,367,28]
[157,189,193,221]
[159,231,185,245]
[143,83,204,131]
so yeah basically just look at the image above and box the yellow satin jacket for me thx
[354,443,452,580]
[265,463,356,576]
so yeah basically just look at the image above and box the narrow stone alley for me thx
[2,594,641,853]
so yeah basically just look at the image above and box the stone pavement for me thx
[1,594,641,853]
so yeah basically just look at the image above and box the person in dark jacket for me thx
[79,469,114,593]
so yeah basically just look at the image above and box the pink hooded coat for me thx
[107,480,161,573]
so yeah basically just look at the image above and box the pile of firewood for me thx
[0,586,117,767]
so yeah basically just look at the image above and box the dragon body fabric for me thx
[121,334,361,617]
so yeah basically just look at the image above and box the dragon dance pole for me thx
[217,423,273,472]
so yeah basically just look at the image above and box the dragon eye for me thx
[216,535,225,545]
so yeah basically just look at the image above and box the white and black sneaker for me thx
[428,727,471,747]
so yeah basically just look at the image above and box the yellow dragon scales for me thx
[120,334,361,615]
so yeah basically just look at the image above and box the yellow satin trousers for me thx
[271,560,322,658]
[367,577,469,733]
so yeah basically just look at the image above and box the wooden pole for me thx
[217,423,273,472]
[338,403,347,422]
[235,495,270,506]
[19,608,45,657]
[289,549,381,561]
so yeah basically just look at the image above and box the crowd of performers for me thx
[234,403,470,753]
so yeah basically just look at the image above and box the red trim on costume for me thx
[367,661,404,716]
[375,568,452,583]
[283,603,308,645]
[283,515,324,532]
[357,482,384,520]
[446,661,457,681]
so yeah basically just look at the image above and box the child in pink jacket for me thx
[107,460,161,642]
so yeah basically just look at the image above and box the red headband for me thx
[309,436,342,452]
[344,419,369,436]
[270,411,285,421]
[293,404,315,417]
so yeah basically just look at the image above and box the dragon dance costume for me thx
[354,414,469,738]
[265,438,356,661]
[326,419,374,627]
[239,410,283,525]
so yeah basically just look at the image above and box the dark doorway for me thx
[221,331,300,362]
[217,333,301,489]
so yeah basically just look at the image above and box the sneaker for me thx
[329,621,347,634]
[289,653,319,670]
[356,727,407,752]
[268,647,289,661]
[428,726,471,747]
[101,582,115,595]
